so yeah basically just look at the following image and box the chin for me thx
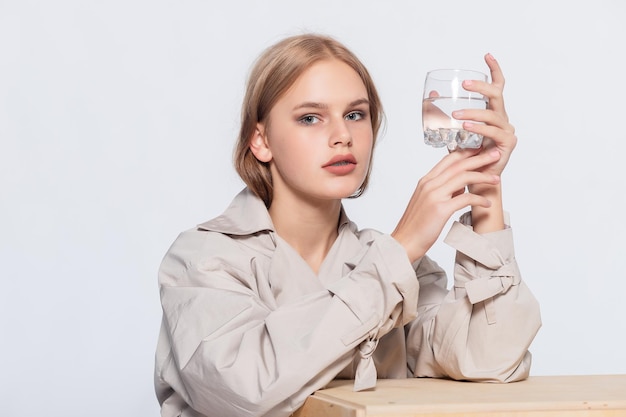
[328,186,363,200]
[309,178,366,201]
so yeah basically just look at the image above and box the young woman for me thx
[154,33,541,417]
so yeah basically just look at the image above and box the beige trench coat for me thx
[154,188,541,417]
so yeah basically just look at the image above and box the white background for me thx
[2,1,625,416]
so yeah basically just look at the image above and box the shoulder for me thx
[158,188,276,284]
[158,224,263,287]
[167,225,236,264]
[158,225,227,273]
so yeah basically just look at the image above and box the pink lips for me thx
[322,154,357,175]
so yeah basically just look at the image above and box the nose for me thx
[330,120,352,147]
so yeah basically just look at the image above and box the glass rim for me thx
[425,68,488,81]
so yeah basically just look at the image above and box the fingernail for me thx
[490,150,501,158]
[463,79,473,87]
[486,53,495,61]
[452,110,464,118]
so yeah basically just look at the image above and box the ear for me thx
[249,123,273,163]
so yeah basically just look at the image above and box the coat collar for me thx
[197,188,273,235]
[197,187,352,236]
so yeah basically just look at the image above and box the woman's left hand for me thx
[452,53,517,178]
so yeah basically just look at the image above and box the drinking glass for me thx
[422,69,488,151]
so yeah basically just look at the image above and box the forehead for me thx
[280,59,368,106]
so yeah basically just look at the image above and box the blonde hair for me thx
[234,33,384,207]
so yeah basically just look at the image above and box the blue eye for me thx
[346,111,364,121]
[299,115,319,125]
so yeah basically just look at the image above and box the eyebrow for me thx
[293,98,370,111]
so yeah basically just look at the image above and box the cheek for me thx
[355,125,374,154]
[272,139,305,166]
[268,136,311,176]
[359,129,375,174]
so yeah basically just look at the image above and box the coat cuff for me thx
[446,211,515,265]
[443,212,520,325]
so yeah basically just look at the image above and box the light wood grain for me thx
[295,375,626,416]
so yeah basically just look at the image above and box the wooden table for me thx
[294,375,626,416]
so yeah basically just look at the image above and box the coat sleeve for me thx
[155,230,419,417]
[405,213,542,382]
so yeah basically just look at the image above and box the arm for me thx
[405,214,541,382]
[463,53,516,234]
[392,54,516,260]
[155,230,419,417]
[395,54,539,380]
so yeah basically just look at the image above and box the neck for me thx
[269,194,342,274]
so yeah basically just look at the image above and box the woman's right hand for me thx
[390,148,502,263]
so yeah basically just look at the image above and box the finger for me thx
[462,122,517,147]
[422,147,481,180]
[483,53,507,115]
[460,55,507,113]
[452,187,465,198]
[448,191,493,212]
[485,53,505,89]
[454,109,515,133]
[426,147,502,184]
[425,152,502,191]
[460,79,507,125]
[448,149,502,176]
[444,171,501,195]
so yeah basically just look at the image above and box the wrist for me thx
[390,231,427,264]
[468,181,501,198]
[469,183,504,233]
